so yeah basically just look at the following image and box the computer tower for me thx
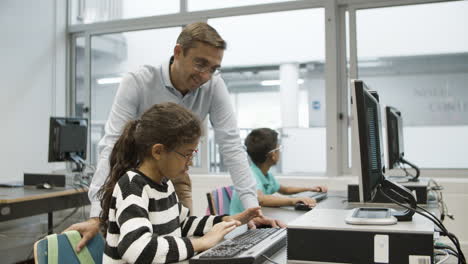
[287,209,434,264]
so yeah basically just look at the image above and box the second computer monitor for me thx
[385,106,404,170]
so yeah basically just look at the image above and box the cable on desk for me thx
[261,254,280,264]
[435,243,460,259]
[428,178,453,222]
[380,190,466,264]
[382,190,465,264]
[435,249,451,264]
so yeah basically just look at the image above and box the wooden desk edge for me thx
[0,187,88,204]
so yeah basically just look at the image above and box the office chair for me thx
[206,185,234,215]
[34,230,104,264]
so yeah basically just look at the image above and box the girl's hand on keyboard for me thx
[197,221,239,251]
[224,206,262,225]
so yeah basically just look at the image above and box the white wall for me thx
[0,0,67,182]
[0,1,70,263]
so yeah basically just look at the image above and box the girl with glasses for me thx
[98,102,260,263]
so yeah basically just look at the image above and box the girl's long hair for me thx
[98,102,201,234]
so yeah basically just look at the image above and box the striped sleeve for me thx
[115,176,194,263]
[180,210,226,237]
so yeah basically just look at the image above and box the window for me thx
[70,1,468,176]
[86,27,181,164]
[208,8,326,174]
[352,1,468,169]
[70,0,179,24]
[188,0,298,12]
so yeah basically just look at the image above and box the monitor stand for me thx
[386,175,414,183]
[345,207,397,225]
[346,179,417,225]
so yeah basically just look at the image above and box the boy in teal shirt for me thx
[230,128,328,215]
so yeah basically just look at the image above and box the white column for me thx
[280,63,299,128]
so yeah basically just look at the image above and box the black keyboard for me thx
[314,192,328,202]
[189,228,287,264]
[291,191,328,202]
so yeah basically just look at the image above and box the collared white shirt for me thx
[88,58,258,217]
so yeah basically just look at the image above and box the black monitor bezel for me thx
[48,117,88,163]
[352,80,385,203]
[385,106,404,170]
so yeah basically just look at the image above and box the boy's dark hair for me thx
[98,102,202,235]
[245,128,278,165]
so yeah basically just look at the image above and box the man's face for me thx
[173,42,224,93]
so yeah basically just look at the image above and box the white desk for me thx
[182,191,455,264]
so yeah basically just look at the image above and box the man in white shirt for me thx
[66,22,285,251]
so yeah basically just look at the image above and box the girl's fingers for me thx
[224,220,238,227]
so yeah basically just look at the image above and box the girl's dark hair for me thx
[244,128,278,165]
[98,102,201,234]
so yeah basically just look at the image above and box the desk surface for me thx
[0,185,89,222]
[0,186,88,204]
[262,191,349,224]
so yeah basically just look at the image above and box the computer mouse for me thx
[294,202,313,211]
[36,182,52,190]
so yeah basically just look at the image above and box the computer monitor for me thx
[385,106,403,169]
[385,106,420,181]
[351,80,385,202]
[48,117,88,171]
[350,80,416,223]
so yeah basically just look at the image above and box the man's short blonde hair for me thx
[177,22,227,54]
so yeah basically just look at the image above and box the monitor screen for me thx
[48,117,88,163]
[385,106,404,170]
[351,80,385,202]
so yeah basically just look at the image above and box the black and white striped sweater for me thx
[103,170,224,263]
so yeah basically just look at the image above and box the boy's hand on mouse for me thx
[310,185,328,192]
[194,221,238,252]
[249,215,287,229]
[224,206,262,225]
[292,197,316,207]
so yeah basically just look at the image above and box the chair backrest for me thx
[34,230,105,264]
[206,185,234,215]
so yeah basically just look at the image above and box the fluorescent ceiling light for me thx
[261,79,304,86]
[97,77,122,85]
[358,61,384,68]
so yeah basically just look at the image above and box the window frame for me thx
[66,0,468,177]
[346,0,468,176]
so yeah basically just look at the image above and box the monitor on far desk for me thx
[23,117,89,189]
[385,105,421,182]
[48,117,88,172]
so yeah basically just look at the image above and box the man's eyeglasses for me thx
[193,61,221,76]
[174,149,198,162]
[268,145,283,154]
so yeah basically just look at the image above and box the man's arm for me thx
[208,77,258,210]
[88,72,141,217]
